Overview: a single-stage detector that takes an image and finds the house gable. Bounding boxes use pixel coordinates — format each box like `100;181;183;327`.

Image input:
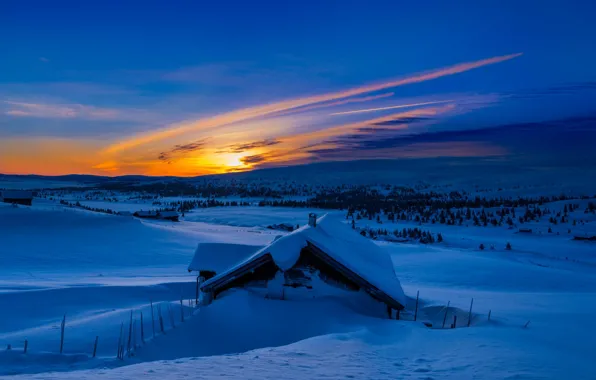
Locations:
201;242;405;310
198;215;407;311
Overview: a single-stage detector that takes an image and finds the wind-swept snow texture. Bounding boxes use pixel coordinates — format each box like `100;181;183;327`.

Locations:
1;200;596;379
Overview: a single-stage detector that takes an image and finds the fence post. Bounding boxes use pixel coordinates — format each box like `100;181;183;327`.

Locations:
117;322;124;359
92;336;98;358
59;314;66;354
452;315;457;329
150;300;156;338
442;301;450;329
127;311;133;357
488;310;491;321
467;298;474;327
23;339;28;354
180;297;184;323
119;325;124;359
195;276;200;305
414;291;420;321
140;311;145;344
158;305;165;333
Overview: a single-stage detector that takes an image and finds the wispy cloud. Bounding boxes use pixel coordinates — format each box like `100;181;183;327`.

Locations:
1;99;166;129
219;139;281;153
103;53;522;154
5;110;31;117
370;116;431;126
329;99;454;116
502;81;596;100
2;100;120;120
304;141;506;161
283;105;456;145
5;53;523;176
39;57;49;63
240;154;268;164
272;92;395;116
232;106;456;170
158;139;209;162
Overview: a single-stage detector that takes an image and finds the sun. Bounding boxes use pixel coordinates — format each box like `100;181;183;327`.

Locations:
222;153;245;168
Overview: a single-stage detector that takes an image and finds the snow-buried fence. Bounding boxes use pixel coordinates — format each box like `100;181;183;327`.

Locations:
3;297;197;362
114;297;196;360
389;291;501;330
2;288;520;371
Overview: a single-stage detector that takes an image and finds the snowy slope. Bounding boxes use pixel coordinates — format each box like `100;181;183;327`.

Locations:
1;201;596;379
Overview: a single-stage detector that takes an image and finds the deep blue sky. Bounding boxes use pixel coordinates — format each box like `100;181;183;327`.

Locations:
4;1;595;85
1;0;595;175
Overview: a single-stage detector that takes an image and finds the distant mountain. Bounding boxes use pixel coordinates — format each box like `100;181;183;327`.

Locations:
0;173;170;184
2;114;595;190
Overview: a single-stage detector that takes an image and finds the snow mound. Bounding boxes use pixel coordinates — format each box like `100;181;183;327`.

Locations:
132;290;378;362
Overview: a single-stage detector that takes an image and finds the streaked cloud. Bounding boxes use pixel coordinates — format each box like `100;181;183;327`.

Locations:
304;141;507;161
5;110;30;117
273;92;395;116
2;100;120;120
370;116;431;126
225;105;456;171
220;139;281;153
0;99;168;133
502;81;596;100
103;53;522;154
329;99;454;116
240;154;268;164
2;53;530;176
158;139;209;162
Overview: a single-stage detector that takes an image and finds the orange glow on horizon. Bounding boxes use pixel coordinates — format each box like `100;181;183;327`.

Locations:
102;53;522;155
1;54;521;177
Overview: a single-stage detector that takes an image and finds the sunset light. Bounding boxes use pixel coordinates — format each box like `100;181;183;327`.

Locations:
221;153;246;168
2;2;595;379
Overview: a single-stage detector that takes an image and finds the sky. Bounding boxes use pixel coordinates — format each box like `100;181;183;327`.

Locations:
1;0;596;176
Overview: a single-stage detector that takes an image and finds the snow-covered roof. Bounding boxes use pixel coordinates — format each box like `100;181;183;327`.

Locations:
1;190;33;199
188;242;265;274
202;215;407;307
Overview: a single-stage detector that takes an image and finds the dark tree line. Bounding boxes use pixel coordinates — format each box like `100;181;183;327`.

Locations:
357;226;444;244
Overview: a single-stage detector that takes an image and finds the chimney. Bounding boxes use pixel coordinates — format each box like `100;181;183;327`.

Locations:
308;213;317;227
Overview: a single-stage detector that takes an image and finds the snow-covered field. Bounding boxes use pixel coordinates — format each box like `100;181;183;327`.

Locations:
1;195;596;379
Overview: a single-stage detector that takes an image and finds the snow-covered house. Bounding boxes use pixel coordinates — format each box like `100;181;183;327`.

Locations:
134;210;159;219
198;214;407;314
1;190;33;206
133;210;179;221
